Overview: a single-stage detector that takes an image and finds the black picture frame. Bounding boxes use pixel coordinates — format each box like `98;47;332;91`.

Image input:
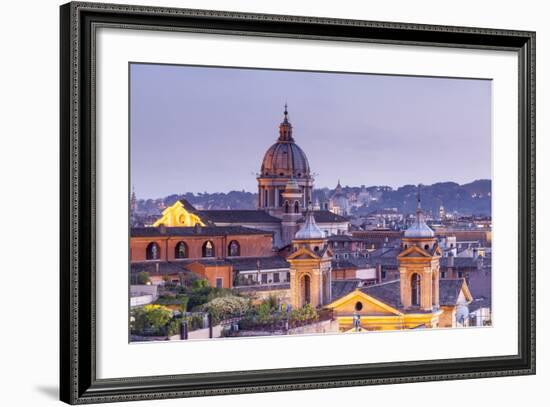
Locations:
60;1;536;404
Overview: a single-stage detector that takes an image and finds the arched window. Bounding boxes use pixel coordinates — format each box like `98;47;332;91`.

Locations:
202;241;215;258
284;201;290;213
302;275;311;305
294;201;300;213
264;189;268;207
228;240;240;257
146;242;160;260
174;241;188;259
411;273;421;306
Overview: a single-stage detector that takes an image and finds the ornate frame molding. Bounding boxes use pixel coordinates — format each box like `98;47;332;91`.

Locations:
60;2;535;404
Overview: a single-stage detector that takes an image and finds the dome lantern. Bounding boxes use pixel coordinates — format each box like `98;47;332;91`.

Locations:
404;188;435;238
278;103;293;142
295;206;325;240
259;105;311;178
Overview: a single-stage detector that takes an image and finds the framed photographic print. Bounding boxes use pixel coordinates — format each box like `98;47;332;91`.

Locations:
60;1;535;404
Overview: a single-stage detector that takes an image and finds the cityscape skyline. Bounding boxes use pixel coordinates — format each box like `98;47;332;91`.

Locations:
131;63;492;199
129;64;493;341
132;178;490;201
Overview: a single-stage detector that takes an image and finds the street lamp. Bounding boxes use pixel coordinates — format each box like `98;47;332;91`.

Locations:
353;313;361;332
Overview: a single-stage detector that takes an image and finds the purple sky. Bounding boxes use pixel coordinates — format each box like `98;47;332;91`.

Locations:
130;63;492;199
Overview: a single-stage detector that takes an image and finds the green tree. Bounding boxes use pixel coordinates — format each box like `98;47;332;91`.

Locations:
289;304;318;323
201;296;250;324
263;294;279;310
131;304;172;335
192;279;209;289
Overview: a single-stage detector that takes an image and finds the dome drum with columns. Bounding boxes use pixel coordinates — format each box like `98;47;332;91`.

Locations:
257;105;313;216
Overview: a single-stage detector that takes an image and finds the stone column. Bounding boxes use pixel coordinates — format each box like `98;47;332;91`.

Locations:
421;269;433;310
432;266;440;308
310;270;320;308
399;267;411;308
290;269;300;309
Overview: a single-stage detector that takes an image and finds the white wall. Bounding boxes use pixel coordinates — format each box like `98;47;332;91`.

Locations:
0;0;546;406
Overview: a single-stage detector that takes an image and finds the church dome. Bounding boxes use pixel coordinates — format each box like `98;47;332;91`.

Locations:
261;143;310;177
404;192;434;238
329;180;349;215
260;105;311;178
295;211;325;240
404;218;435;238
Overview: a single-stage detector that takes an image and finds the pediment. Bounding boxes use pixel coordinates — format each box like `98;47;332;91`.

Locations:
397;245;431;258
153;201;204;227
287;247;319;260
327;290;402;316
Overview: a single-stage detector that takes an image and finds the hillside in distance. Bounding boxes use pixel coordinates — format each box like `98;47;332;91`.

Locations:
136;179;491;217
348;179;491;217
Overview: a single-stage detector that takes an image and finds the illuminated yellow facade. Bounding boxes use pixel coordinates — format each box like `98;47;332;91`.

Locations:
287;245;332;309
287;210;332;309
152;200;205;227
326;289;442;331
397;243;442;310
325;194;472;332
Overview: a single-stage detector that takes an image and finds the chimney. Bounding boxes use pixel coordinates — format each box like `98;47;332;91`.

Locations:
447;254;454;268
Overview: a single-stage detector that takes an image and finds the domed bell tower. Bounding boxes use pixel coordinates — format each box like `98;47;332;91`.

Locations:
257;105;314;217
287;208;332;309
397;190;441;312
